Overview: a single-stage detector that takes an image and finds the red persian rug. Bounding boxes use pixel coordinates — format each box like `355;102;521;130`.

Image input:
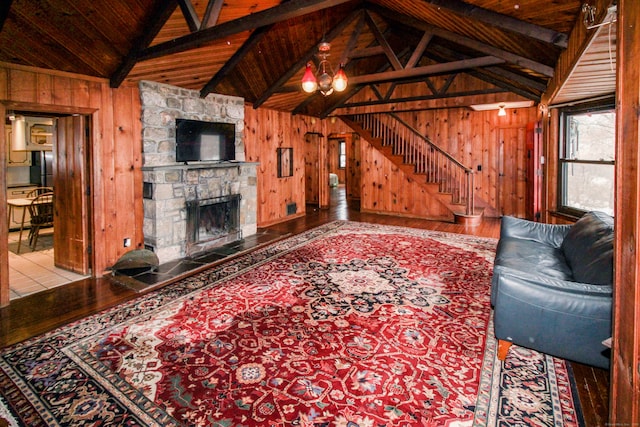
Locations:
0;221;582;426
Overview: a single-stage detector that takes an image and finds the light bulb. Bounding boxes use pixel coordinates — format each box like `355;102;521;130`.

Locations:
301;63;317;93
332;64;348;92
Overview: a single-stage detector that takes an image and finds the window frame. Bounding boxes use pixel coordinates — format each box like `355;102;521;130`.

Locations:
338;140;346;169
557;98;616;217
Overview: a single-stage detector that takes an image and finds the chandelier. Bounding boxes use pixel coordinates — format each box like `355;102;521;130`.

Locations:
301;42;348;96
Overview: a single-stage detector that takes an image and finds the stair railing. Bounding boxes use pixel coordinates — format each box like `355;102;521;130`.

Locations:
344;113;475;216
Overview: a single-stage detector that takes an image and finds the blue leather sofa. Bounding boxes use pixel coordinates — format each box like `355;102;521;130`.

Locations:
491;211;613;369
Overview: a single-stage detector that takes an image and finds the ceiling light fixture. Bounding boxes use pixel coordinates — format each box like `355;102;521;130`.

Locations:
9;114;26;151
301;42;347;96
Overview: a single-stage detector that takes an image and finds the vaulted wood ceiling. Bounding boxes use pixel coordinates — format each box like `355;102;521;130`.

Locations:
0;0;604;117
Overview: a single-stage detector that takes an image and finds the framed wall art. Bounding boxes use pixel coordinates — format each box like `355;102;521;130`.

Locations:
277;147;293;178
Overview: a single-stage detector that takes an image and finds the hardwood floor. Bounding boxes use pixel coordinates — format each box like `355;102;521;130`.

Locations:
0;186;609;425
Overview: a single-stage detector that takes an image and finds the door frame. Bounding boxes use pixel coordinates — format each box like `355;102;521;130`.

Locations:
1;101;95;306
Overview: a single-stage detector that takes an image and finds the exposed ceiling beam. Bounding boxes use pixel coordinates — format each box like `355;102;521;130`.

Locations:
200;25;273;98
406;31;433;68
252;9;363;109
177;0;201;32
349;46;385;59
201;0;224;29
426;45;543;100
430;43;548;92
368;4;555;77
0;0;12;32
364;11;403;70
419;0;568;48
348;56;505;85
343;88;507;108
318;46;412;117
109;1;179;88
139;0;355;62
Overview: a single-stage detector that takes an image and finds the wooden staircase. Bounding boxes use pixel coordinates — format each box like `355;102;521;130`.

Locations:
340;113;483;225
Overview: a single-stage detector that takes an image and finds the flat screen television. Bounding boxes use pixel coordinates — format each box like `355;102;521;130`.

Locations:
175;119;236;162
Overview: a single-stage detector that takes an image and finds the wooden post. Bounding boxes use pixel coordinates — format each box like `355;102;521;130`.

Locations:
611;0;640;423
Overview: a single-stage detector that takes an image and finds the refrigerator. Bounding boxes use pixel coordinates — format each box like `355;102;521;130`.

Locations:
30;151;54;188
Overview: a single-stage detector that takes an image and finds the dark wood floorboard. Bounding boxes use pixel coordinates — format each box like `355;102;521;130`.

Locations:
0;187;608;425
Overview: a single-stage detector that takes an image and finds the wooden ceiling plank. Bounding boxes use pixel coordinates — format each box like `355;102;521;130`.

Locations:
421;0;568;48
348;56;505;85
139;0;355;62
364;11;403;71
0;0;12;32
110;1;179;88
201;0;224;29
177;0;201;33
253;9;363;109
368;4;555;78
200;25;273;98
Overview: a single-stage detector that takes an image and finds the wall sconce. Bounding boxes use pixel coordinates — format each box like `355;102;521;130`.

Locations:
498;105;507;117
10;114;26;151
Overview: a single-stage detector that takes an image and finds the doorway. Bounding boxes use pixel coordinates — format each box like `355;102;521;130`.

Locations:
5;112;92;300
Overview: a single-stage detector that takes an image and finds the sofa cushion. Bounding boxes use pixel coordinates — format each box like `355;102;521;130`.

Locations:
560;211;614;286
494;237;574;281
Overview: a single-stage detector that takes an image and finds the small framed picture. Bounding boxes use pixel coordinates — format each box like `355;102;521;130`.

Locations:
277;148;293;178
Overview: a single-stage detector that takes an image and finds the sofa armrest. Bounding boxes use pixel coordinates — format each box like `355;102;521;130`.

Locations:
493;270;612;369
499;216;573;248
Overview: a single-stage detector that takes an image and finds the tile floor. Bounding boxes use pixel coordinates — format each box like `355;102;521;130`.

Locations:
7;227;88;300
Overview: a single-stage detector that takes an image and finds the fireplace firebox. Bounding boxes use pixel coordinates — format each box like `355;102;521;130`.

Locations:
185;194;242;256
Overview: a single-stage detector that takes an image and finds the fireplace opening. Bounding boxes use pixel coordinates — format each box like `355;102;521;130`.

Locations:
186;194;242;256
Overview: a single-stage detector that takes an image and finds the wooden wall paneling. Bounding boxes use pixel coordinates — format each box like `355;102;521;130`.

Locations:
52;76;72;105
360;139;452;221
0;105;8;307
612;0;640;421
0;63;143;285
244;106;312;227
8;69;38;103
346;133;361;206
112;86;144;256
318;133;329;209
387;107;535;218
304;133;320;205
36;73;53;104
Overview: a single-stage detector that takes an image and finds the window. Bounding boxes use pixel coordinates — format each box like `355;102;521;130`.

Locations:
338;140;346;169
559;101;615;216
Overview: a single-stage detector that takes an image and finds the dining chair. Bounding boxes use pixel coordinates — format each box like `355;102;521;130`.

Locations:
26;187;54;198
25;192;54;252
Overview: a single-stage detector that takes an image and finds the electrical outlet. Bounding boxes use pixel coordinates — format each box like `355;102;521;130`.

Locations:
124;238;131;248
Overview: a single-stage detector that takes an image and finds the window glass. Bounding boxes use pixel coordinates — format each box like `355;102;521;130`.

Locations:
559;104;615;216
338;141;346;169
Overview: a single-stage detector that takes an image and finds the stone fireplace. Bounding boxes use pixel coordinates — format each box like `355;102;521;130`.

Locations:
139;81;257;263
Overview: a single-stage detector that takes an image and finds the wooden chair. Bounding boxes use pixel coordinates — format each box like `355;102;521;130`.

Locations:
25;192;54;251
26;187;54;198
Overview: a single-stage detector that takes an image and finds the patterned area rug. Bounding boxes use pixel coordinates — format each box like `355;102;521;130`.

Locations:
0;221;581;426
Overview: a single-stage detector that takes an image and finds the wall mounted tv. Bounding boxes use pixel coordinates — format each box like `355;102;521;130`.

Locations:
175;119;236;163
